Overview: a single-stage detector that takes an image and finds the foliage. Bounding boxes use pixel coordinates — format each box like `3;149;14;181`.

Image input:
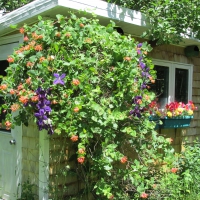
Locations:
0;0;34;12
148;141;200;200
17;179;37;200
105;0;200;45
1;0;200;45
1;12;197;199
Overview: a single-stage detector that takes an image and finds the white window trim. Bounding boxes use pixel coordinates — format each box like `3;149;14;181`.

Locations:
152;59;193;103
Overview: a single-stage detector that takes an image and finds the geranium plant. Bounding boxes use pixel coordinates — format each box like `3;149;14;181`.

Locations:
149;100;197;118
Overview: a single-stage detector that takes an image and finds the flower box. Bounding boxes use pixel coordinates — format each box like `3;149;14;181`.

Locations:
149;116;193;129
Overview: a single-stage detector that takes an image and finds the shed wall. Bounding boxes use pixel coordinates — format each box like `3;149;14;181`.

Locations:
150;44;200;149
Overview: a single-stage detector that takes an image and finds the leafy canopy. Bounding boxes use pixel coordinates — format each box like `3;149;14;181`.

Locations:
105;0;200;45
1;0;200;45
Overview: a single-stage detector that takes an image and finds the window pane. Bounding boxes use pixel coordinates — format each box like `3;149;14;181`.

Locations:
175;68;188;103
151;65;169;108
0;60;10;131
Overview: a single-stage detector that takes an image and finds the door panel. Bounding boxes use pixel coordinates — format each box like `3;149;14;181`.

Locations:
0;133;16;199
0;34;23;200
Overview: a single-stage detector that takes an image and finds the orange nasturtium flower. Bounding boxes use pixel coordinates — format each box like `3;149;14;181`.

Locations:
26;61;33;67
19;27;25;34
73;107;79;113
70;135;78;142
72;79;80;86
19;96;29;104
26;77;31;85
5;121;12;130
17;84;24;91
77;157;85;164
34;45;43;51
0;84;8;90
7;57;14;63
120;156;128;164
171;168;178;173
140;192;148;199
31;95;39;102
10;89;16;95
11;103;20;112
24;36;29;42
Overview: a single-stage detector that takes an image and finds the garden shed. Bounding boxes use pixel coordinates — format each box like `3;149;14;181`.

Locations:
0;0;200;199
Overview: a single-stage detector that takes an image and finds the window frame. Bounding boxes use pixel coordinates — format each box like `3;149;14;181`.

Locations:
152;59;193;104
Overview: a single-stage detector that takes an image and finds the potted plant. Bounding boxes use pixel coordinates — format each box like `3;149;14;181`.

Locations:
149;101;197;129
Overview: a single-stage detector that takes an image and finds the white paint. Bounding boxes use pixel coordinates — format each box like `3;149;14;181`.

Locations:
39;130;49;200
0;119;22;200
0;34;23;200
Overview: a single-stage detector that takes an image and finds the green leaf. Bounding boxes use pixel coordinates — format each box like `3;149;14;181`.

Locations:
10;24;18;29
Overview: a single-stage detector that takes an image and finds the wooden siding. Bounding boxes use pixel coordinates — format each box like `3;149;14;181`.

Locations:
150;44;200;149
49;134;81;199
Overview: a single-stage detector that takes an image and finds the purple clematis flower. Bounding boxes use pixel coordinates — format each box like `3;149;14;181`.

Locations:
137;43;143;48
34;87;54;134
132;96;142;104
137;49;141;54
130;106;143;118
53;73;66;85
139;62;146;69
141;83;147;89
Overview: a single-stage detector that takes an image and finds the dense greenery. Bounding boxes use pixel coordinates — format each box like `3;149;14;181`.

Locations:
106;0;200;44
1;0;200;45
0;0;34;12
1;12;199;199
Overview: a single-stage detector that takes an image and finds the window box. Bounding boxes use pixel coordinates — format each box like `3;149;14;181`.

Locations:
150;116;193;129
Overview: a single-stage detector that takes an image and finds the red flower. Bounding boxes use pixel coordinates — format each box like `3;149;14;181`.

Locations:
123;56;131;61
24;36;29;42
73;107;79;113
5;121;12;130
31;95;39;102
77;157;85;164
120;156;127;164
0;84;8;90
70;135;78;142
80;23;84;28
19;27;25;34
10;89;16;95
55;32;61;37
34;45;43;51
26;77;31;85
19;96;29;104
26;61;33;67
78;148;85;154
72;79;80;86
166;138;173;144
140;192;148;199
7;57;14;63
171;168;178;173
65;32;71;38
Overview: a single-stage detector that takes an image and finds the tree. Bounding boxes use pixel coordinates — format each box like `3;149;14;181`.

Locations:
1;0;200;45
106;0;200;44
0;0;34;12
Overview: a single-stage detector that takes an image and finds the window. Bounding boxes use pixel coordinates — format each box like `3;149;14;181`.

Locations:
151;60;193;108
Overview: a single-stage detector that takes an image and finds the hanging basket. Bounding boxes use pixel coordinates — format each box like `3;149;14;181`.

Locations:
149;116;193;129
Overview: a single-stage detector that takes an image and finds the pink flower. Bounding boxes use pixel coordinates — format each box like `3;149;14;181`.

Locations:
171;168;178;173
140;192;148;199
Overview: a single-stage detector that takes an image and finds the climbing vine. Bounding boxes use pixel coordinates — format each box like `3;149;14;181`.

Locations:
0;13;184;199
